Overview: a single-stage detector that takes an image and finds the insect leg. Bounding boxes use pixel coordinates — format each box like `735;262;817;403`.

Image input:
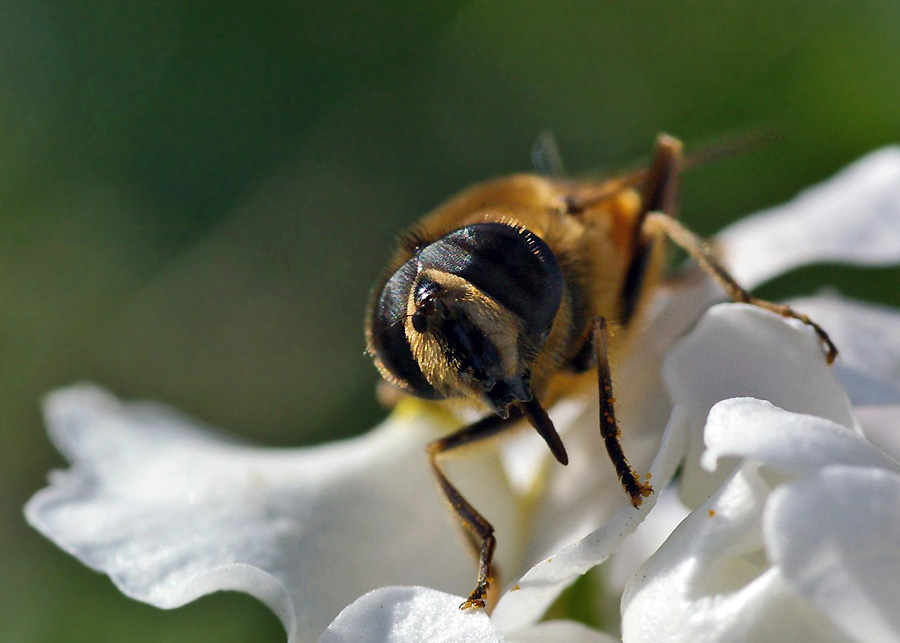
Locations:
647;211;838;363
639;133;684;222
426;412;521;610
620;134;684;325
591;316;654;507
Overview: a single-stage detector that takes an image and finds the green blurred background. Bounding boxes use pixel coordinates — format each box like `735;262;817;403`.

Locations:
3;1;899;641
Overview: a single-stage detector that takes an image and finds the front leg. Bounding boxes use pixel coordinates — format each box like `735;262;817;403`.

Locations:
593;316;654;507
426;412;520;610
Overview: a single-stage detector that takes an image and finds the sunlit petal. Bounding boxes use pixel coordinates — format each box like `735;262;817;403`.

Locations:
621;465;853;643
718;147;900;289
787;294;900;406
855;405;900;461
320;586;618;643
622;400;897;643
701;398;900;477
25;385;522;642
319;587;504;643
765;465;900;643
506;620;618;643
663;303;856;507
607;484;690;594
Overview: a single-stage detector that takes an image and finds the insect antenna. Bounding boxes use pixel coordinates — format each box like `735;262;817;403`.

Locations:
571;129;777;211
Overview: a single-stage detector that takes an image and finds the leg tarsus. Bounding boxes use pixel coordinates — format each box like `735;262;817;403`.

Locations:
748;298;838;364
458;532;496;610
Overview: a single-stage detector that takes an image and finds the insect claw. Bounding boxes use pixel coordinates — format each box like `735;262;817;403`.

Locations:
629;480;654;508
459;580;490;611
459;597;486;611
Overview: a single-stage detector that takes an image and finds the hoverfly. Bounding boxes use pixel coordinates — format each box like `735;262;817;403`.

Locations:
365;134;836;610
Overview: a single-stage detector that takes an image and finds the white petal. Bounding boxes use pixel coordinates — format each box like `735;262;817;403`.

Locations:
787;294;900;406
701;398;900;477
491;402;689;633
320;589;618;643
507;620;618;643
25;385;523;642
607;484;690;593
856;405;900;461
717;147;900;289
623;401;900;643
621;465;852;643
319;587;504;643
663;303;857;506
666;304;856;428
765;466;900;643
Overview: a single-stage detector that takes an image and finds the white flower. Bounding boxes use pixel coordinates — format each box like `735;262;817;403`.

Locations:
620;287;900;643
622;396;900;643
25;148;900;642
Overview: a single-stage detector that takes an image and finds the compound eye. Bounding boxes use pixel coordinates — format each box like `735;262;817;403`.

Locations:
411;310;428;333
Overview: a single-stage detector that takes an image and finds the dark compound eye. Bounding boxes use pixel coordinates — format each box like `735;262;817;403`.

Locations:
369;259;440;399
411;310;428;333
416;223;563;348
367;223;561;403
